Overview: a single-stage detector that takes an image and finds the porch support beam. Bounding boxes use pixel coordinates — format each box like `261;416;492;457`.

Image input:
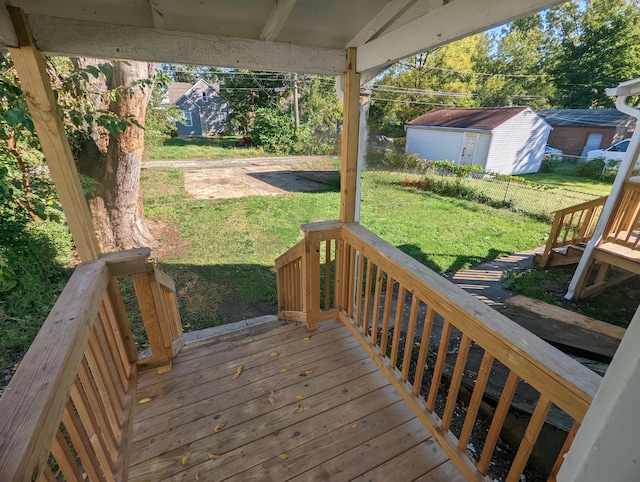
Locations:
7;7;101;262
260;0;297;42
340;47;360;223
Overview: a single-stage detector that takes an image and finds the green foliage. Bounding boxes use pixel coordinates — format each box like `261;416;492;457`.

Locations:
367;150;424;170
144;72;181;151
575;158;606;179
539;158;559;173
252;107;297;155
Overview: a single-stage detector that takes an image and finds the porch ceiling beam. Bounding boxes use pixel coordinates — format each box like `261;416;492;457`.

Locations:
24;14;344;75
346;0;416;48
149;0;166;30
7;7;101;261
260;0;297;42
357;0;561;76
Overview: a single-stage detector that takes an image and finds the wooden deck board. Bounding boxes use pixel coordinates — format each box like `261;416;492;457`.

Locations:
128;319;459;481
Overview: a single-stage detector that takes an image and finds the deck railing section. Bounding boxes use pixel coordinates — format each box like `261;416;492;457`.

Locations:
604;181;640;251
277;222;602;482
0;248;182;481
537;196;607;267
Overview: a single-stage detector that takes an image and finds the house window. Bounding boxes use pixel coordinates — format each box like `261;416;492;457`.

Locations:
201;91;209;102
182;111;193;127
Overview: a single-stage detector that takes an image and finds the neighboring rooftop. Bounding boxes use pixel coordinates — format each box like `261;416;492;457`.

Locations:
167;79;221;104
538;109;636;127
406;106;530;130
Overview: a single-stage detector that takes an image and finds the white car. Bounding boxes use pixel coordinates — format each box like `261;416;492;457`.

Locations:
586;139;631;165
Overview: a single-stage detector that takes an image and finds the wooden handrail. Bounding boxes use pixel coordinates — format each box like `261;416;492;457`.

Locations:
277;221;602;481
538;196;607;267
0;249;182;481
604;181;640;250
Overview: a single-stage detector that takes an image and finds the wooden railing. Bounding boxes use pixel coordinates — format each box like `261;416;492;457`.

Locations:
0;248;182;481
604;180;640;250
537;196;607;267
277;222;602;482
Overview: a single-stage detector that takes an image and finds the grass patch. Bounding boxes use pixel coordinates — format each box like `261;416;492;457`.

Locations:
503;266;638;328
145;136;271;161
141;167;550;330
521;162;613;196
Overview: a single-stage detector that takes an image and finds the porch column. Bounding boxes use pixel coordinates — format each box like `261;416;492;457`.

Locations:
340;47;361;223
8;7;101;261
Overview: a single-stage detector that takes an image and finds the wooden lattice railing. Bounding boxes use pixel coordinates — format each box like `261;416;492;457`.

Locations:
537;196;607;267
277;222;602;481
604;180;640;250
0;248;182;481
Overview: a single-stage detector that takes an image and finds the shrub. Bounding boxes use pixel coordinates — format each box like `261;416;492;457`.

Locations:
252;107;296;155
540;157;558;173
575;158;605;179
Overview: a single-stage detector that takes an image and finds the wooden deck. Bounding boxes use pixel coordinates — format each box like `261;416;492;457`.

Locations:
128;318;463;481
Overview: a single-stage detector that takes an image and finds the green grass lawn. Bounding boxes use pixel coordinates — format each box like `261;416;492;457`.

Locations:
521;162;613;196
141;167;550;331
145;136;270;161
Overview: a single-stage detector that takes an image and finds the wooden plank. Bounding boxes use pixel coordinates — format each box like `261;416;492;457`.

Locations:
106;278;137;365
413;307;435;397
61;400;106;482
347;246;357;317
389;285;406;368
274;239;304;269
441;334;471;432
340;47;361;223
458;352;494;451
401;294;420;382
278;310;306;322
129;361;387;479
362;260;374;336
378;275;395;356
426;320;452;413
370;265;384;346
101;248;151;277
354;253;366;326
324;240;332;310
51;428;84;482
96;303;129;394
113;366;137;481
414;460;467;482
0;261;109;481
8;7;100;262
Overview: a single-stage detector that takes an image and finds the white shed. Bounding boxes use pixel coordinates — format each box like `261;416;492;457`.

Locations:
405;107;552;175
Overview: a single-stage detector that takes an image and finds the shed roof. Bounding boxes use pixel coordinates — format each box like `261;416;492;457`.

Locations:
407;106;530;130
0;0;560;79
537;109;636;127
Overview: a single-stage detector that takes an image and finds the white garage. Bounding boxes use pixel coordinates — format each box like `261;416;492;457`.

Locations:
405;106;551;175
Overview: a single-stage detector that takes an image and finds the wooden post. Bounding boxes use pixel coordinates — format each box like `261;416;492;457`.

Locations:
340;47;360;223
8;7;101;261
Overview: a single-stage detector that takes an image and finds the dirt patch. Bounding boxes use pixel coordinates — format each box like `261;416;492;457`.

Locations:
148;218;191;260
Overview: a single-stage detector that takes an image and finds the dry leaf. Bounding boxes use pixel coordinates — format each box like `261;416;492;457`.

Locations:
299;370;313;377
214;422;227;433
352;423;358;429
82;473;88;480
138;397;152;404
232;365;244;380
195;474;200;480
280;368;288;373
296;404;304;413
181;451;192;464
208;453;221;460
279;454;289;460
303;336;311;341
270;352;279;357
268;390;275;405
295;395;304;400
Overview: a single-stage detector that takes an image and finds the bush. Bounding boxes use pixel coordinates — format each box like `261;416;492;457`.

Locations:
252;107;296;155
575;158;605;179
540;157;558;173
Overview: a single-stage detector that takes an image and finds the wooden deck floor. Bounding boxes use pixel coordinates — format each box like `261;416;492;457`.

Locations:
128;318;463;481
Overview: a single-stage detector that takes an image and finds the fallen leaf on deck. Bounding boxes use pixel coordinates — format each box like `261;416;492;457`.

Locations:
352;423;358;429
279;454;289;459
181;451;192;464
295;395;304;400
214;423;226;433
208;453;221;460
195;474;200;480
82;473;88;480
232;365;244;380
303;336;311;341
296;404;304;413
268;390;275;405
280;368;288;373
270;352;279;357
138;398;152;404
299;370;313;377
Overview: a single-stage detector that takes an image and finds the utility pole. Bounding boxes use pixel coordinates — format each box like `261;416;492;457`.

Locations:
293;73;300;131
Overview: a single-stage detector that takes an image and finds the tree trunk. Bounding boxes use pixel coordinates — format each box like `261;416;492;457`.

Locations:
76;59;158;250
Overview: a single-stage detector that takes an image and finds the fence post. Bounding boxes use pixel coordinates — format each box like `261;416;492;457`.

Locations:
503;178;512;203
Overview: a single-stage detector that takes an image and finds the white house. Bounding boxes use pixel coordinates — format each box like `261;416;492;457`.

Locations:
405;106;552;175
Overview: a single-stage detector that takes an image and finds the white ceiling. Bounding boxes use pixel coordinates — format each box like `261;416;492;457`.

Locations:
0;0;562;79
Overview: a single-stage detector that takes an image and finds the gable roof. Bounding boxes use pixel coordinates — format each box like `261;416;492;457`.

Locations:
537;109;636;127
167;79;222;104
407;107;530;130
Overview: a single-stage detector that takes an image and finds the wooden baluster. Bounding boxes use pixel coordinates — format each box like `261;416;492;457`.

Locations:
370;266;384;346
413;306;435;397
426;319;452;412
70;378;115;479
62;401;105;482
39;465;57;482
132;272;171;367
361;260;374;336
347;246;357;317
335;239;344;309
106;278;138;365
378;276;395;356
561;212;576;243
478;370;520;475
100;295;131;384
51;427;85;482
441;334;472;431
354;254;365;326
340;242;351;311
547;421;580;482
324;240;331;310
389;286;406;368
458;351;495;451
276;266;285;312
76;360;119;464
94;311;127;404
506;395;552;482
400;295;420;382
86;329;125;424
